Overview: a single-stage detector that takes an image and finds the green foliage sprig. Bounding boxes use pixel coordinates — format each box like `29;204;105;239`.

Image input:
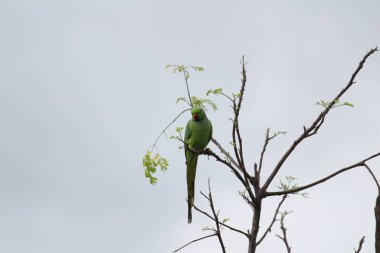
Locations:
316;99;354;109
143;151;169;185
143;64;219;185
277;176;309;198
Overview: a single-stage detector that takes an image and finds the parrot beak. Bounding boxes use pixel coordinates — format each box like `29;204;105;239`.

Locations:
193;113;199;121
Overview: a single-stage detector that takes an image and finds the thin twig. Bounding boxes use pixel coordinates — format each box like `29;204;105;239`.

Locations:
256;195;287;245
240;190;255;209
193;204;249;238
186;145;247;188
276;212;292;253
264;152;380;197
210;138;257;205
232;102;243;169
364;163;380;194
150;109;191;151
261;47;378;192
354;236;365;253
231;57;247;170
211;138;241;171
183;71;193;107
235;56;247;170
202;180;227;253
258;128;270;175
173;233;217;253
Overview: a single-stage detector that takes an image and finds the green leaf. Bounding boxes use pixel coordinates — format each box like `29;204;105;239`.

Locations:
343;102;354;107
316;99;355;109
191;96;218;112
142;150;169;185
222;218;230;224
176;97;188;104
206;88;223;96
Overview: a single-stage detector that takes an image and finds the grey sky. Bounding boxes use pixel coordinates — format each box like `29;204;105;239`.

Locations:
0;1;380;252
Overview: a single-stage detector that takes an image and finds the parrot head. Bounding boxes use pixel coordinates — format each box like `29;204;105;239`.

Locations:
191;106;206;121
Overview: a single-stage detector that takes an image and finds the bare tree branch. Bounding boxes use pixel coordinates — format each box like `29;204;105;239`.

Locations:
211;137;241;171
240;190;255;209
150;109;191;151
256;195;287;246
261;47;378;192
187;145;257;206
375;195;380;253
276;211;292;253
264;152;380;197
258;129;286;175
364;163;380;194
201;180;227;253
365;164;380;253
183;70;193;108
258;128;270;175
232;56;248;170
231;62;257;202
193;204;249;238
354;236;365;253
187;145;248;188
173;234;217;253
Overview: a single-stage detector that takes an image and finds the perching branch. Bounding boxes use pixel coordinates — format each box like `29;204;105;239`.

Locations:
263;152;380;197
211;137;241;171
186;145;247;188
186;145;257;206
256;195;287;246
261;47;378;193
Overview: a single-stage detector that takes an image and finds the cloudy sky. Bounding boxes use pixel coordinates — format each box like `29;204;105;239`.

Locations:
1;1;380;252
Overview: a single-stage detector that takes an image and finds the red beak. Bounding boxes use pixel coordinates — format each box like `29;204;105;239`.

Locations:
194;113;199;121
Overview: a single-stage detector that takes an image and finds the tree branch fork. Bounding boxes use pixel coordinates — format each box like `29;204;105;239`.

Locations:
175;47;379;253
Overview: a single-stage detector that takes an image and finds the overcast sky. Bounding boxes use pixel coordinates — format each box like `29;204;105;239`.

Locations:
1;1;380;253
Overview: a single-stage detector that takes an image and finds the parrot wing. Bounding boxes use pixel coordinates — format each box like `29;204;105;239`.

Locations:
208;122;213;143
184;121;192;144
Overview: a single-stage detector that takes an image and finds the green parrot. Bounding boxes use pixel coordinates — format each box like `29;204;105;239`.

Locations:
184;106;213;223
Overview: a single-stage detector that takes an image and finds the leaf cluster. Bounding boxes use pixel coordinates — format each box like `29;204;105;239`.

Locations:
165;64;204;81
316;99;354;109
176;95;218;111
170;127;185;149
143;151;169;185
206;88;240;103
277;176;309;198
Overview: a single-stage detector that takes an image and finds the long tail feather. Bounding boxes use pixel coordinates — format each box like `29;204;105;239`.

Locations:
186;151;198;224
188;199;192;223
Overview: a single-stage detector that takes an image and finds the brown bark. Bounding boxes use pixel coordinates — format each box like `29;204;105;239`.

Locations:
248;201;261;253
375;195;380;253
